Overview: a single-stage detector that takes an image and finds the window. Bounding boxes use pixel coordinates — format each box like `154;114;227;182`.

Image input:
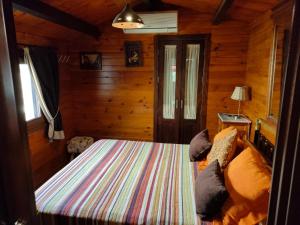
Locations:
19;63;41;121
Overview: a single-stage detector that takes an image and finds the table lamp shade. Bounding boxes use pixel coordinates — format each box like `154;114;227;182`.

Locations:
231;86;249;101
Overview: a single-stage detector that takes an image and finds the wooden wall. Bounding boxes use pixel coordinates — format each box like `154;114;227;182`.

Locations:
69;8;249;140
71;34;154;141
242;11;276;142
15;31;74;188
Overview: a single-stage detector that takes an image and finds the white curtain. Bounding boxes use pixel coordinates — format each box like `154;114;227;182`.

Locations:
24;47;65;140
163;45;177;119
184;44;200;119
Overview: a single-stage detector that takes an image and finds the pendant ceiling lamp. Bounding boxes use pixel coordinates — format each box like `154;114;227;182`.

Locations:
112;4;144;29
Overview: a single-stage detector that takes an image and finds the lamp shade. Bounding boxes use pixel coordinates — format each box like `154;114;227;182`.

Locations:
112;4;144;29
231;86;249;101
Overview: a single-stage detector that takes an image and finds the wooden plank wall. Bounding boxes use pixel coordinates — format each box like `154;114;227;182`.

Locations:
242;11;277;142
70;34;154;141
69;8;249;140
15;32;74;188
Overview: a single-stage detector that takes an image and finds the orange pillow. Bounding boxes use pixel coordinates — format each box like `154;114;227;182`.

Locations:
236;137;246;150
221;147;271;225
197;159;208;171
214;126;236;142
234;137;246;158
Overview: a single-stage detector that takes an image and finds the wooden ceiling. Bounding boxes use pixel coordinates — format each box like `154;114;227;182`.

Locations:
162;0;221;13
37;0;141;26
13;0;280;43
229;0;279;23
14;10;92;44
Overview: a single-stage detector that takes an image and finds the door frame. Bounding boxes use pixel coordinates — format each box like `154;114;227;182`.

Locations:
267;0;300;224
0;0;37;224
153;34;211;142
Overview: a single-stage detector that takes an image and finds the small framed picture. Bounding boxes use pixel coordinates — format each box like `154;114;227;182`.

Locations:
124;41;143;67
80;52;102;70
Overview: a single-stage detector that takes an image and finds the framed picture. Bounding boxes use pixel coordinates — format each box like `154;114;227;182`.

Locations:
124;41;143;67
80;52;102;70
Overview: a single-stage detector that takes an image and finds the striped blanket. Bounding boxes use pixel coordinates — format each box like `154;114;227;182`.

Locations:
35;139;204;225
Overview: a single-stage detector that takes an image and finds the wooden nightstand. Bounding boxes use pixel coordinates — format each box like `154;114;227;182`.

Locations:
217;113;252;140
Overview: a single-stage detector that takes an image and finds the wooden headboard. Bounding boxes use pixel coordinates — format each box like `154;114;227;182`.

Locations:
252;119;276;165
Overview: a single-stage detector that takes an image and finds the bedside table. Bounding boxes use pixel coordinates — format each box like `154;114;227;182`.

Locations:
217;113;252;140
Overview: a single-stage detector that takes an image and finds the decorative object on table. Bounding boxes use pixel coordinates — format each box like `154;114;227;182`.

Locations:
231;86;249;118
217;112;252;140
67;136;94;160
124;41;143;67
112;3;144;29
80;52;102;70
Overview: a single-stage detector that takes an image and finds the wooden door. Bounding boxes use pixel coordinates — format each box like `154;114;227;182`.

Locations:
0;0;37;224
155;39;182;143
180;39;208;144
154;35;209;144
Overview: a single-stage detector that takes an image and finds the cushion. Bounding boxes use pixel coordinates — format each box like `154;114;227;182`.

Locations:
221;147;271;225
195;160;229;220
207;128;238;169
197;159;209;171
214;126;235;142
189;129;212;161
235;137;246;155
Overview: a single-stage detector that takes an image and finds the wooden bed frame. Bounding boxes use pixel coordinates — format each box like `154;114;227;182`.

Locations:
253;129;275;165
252;119;276;165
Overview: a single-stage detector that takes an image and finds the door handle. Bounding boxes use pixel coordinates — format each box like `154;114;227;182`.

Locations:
175;99;178;109
180;100;184;109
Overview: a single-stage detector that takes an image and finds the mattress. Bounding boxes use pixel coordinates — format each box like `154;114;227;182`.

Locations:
35;139;203;225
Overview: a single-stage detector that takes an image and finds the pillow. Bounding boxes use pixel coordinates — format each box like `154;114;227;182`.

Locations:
195;160;229;220
207;128;238;169
235;137;246;156
214;126;236;142
221;147;271;225
189;129;212;161
197;159;209;171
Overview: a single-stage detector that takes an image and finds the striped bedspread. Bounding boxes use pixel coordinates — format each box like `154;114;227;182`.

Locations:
35;139;204;225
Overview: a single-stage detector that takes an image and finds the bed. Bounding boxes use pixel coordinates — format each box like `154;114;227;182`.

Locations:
35;139;205;225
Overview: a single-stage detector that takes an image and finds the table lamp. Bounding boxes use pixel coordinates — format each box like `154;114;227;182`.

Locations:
231;86;249;118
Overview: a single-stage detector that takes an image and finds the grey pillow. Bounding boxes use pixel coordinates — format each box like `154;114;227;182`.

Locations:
195;160;228;220
189;129;212;161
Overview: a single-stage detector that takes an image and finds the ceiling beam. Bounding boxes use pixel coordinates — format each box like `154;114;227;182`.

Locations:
12;0;100;38
212;0;234;25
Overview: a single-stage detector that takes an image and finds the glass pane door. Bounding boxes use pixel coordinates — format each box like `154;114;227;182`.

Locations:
163;45;177;119
184;44;200;119
156;36;207;144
